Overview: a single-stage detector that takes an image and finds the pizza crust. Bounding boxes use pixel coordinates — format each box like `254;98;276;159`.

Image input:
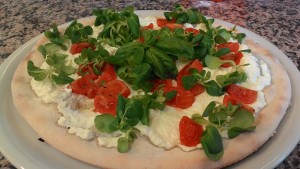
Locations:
11;17;291;169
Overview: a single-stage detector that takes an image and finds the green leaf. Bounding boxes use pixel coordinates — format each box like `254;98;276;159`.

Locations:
145;47;178;79
27;60;51;81
116;95;126;119
227;109;255;138
201;125;224;161
51;74;74;85
127;13;140;39
214;48;230;57
117;137;130;153
182;75;198;90
204;55;224;69
165;90;177;101
154;37;194;59
202;101;216;117
216;71;247;88
94;114;117;133
191;114;210;126
233;33;246;43
203;80;224;96
44;24;67;50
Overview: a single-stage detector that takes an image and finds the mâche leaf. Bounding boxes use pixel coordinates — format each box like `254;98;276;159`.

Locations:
201;125;224;161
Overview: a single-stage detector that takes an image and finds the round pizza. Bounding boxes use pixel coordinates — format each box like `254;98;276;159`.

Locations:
11;5;291;169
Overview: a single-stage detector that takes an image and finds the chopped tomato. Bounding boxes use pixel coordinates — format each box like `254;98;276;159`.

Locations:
94;94;118;115
226;84;258;104
176;59;205;96
164;23;183;31
179;116;203;147
98;80;131;98
70;42;95;54
185;28;200;35
96;63;116;84
151;79;173;91
70;75;98;97
164;86;195;109
138;37;145;43
77;64;100;77
223;95;255;113
94;80;130;115
217;42;240;53
143;23;154;30
220;52;243;68
156;18;176;27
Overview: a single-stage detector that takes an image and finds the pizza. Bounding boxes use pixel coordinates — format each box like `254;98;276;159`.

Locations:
11;5;291;169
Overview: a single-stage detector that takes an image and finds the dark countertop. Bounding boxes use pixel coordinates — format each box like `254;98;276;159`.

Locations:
0;0;299;168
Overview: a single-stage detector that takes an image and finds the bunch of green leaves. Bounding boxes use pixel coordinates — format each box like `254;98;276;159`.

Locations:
44;24;67;50
164;4;202;24
93;6;140;47
94;90;169;152
74;47;110;75
64;20;96;44
27;43;76;85
190;16;247;63
182;68;247;96
104;28;194;91
192;101;256;160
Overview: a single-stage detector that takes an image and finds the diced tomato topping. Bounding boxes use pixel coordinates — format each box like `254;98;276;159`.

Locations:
151;79;173;91
176;59;205;96
77;64;100;77
164;23;183;31
220;52;243;68
70;42;95;54
185;28;200;35
94;80;131;115
217;42;240;53
96;63;117;84
138;37;145;43
70;75;98;97
223;95;255;113
226;84;258;104
143;23;154;30
94;94;118;115
179;116;203;147
97;80;131;98
156;18;176;27
164;86;195;109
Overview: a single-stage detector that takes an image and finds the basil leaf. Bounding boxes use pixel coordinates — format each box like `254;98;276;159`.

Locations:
145;47;178;79
201;125;224;161
127;13;140;39
154;37;194;59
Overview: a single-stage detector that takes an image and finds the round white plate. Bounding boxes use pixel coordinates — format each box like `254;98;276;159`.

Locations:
1;10;300;169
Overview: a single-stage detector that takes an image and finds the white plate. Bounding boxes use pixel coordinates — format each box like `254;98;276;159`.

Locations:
1;10;300;169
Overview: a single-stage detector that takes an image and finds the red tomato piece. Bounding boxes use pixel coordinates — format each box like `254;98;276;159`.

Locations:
217;42;240;53
226;84;258;104
143;23;154;30
96;63;117;84
164;23;183;31
185;28;200;35
220;52;243;68
77;64;99;78
164;86;195;109
70;75;97;96
98;80;131;98
156;18;176;27
223;95;255;113
151;79;173;91
189;84;205;96
179;116;203;147
70;42;95;54
94;94;118;115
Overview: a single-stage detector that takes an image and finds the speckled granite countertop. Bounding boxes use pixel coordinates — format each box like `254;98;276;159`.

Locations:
0;0;299;168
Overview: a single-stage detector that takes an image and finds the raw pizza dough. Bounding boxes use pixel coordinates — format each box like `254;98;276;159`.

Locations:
11;16;291;169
